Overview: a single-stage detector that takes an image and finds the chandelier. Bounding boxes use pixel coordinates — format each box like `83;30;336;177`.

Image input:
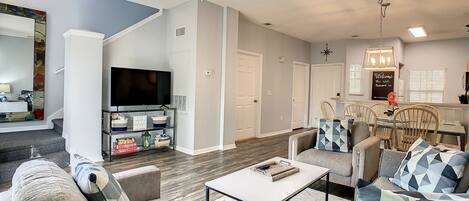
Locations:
363;0;396;70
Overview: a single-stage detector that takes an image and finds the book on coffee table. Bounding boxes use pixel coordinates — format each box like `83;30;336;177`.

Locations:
252;160;299;182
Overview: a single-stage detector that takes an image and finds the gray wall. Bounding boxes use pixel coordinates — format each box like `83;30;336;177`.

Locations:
0;35;34;100
0;0;157;130
310;40;347;64
103;14;169;110
238;16;311;134
403;37;469;103
194;1;223;150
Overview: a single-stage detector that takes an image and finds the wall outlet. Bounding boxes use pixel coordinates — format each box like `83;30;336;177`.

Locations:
267;90;273;96
280;115;284;121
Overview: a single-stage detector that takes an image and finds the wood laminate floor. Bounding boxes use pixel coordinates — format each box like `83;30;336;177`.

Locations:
103;129;354;201
0;129;354;200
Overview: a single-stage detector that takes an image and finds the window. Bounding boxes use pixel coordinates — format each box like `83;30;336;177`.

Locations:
349;64;362;95
408;70;445;103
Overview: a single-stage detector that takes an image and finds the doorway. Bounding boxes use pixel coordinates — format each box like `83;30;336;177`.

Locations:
291;61;310;129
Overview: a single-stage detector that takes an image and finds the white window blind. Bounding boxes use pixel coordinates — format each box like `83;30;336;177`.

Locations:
349;64;362;95
408;70;445;103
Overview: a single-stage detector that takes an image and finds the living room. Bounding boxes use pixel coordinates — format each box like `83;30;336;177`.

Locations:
1;0;469;200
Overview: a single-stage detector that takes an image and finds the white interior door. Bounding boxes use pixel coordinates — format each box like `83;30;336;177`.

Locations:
235;50;261;141
291;62;310;129
310;63;344;127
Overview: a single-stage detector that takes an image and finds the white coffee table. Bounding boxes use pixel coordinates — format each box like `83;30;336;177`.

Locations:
205;157;330;201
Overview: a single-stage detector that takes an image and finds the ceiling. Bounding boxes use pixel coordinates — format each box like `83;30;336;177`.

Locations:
0;13;34;38
208;0;469;43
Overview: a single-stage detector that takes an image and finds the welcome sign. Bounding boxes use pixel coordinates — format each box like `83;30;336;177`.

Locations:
371;71;394;100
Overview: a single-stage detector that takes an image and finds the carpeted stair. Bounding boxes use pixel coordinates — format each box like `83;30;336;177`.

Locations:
0;119;69;183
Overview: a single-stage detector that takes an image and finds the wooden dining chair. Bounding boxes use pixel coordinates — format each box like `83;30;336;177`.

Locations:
410;104;443;146
321;101;335;119
393;107;439;151
371;103;393;149
344;104;377;136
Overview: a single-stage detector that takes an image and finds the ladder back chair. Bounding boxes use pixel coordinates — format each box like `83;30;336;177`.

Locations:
393;107;439;151
344;104;377;136
371;103;393;149
321;101;335;119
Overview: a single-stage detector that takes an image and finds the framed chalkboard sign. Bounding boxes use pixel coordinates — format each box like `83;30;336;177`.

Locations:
371;71;394;100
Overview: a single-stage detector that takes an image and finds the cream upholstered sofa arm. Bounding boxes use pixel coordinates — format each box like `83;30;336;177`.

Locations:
288;130;317;161
351;136;381;187
113;165;161;201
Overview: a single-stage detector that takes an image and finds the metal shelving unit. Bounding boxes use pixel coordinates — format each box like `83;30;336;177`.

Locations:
102;108;177;161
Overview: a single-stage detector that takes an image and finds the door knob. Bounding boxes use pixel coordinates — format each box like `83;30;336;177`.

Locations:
254;100;258;103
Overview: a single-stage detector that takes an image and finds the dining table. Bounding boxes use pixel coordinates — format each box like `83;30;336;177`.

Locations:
374;116;467;151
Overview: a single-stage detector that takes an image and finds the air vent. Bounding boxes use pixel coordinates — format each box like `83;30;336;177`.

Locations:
176;27;186;36
172;95;186;112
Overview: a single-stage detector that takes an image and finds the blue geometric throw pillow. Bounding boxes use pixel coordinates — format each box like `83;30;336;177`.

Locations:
315;118;354;153
72;154;130;201
390;138;469;193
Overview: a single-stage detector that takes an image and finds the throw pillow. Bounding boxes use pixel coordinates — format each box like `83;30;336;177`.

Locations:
316;118;353;153
356;179;469;201
11;159;87;201
72;154;130;201
390;138;469;193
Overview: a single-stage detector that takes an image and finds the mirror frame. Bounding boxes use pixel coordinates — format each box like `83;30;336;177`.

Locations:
0;3;46;122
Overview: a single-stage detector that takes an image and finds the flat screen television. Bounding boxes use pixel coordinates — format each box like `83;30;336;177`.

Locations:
111;67;171;106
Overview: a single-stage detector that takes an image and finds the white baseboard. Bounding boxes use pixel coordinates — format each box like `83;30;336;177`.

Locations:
194;146;220;155
259;129;293;138
47;108;64;129
176;144;231;156
219;143;236;151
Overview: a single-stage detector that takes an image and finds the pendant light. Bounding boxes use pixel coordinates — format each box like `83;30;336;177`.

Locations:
363;0;397;70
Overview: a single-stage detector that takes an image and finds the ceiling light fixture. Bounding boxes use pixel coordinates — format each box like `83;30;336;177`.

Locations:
408;27;427;38
363;0;397;71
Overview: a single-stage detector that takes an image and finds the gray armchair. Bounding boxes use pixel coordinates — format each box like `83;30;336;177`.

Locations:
288;122;381;187
373;149;469;193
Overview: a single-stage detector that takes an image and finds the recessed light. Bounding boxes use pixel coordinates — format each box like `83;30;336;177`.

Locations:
351;35;360;38
263;22;272;26
408;27;427;38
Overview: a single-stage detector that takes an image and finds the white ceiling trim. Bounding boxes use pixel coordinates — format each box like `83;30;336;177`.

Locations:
127;0;191;9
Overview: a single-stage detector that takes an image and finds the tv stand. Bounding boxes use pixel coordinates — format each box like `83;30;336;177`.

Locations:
101;107;177;161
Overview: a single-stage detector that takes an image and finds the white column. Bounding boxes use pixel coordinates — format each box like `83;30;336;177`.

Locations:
63;29;105;162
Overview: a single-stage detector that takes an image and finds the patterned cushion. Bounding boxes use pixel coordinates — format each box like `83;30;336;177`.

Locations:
357;179;469;201
72;154;130;201
315;119;353;153
390;138;469;193
11;159;87;201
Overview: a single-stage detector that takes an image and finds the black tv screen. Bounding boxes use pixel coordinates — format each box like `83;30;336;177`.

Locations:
111;67;171;106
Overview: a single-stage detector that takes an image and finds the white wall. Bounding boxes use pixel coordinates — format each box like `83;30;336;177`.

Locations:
165;0;198;152
0;35;34;100
102;13;169;109
219;7;239;148
238;16;311;134
403;37;469;103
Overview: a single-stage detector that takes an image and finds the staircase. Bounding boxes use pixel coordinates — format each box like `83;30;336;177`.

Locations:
0;119;69;183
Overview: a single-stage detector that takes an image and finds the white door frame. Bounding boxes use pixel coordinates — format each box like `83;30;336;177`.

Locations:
291;61;311;129
237;49;263;139
309;63;345;127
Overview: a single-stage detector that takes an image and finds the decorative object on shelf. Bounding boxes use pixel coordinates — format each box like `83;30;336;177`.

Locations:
155;134;171;148
130;115;147;131
0;83;11;102
152;116;168;128
113;138;138;154
320;43;333;63
385;91;398;117
363;0;396;70
141;131;152;150
111;113;128;131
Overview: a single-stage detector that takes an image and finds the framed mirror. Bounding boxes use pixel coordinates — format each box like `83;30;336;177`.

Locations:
0;3;46;122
